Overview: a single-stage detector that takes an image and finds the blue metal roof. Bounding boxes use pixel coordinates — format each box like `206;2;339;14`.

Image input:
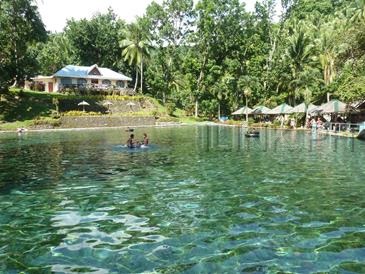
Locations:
54;65;132;81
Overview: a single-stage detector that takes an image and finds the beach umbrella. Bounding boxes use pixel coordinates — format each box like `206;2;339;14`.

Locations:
251;106;271;115
78;100;89;112
126;102;136;107
126;101;136;111
232;106;253;115
103;100;113;112
288;102;318;114
267;103;293;115
310;99;347;114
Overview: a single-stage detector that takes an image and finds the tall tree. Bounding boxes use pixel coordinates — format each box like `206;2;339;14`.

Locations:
193;0;250;117
0;0;46;87
284;22;314;105
35;33;77;75
120;19;152;93
65;9;126;70
144;0;195;103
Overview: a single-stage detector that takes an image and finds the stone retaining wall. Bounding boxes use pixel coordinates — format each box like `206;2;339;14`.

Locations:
60;116;156;128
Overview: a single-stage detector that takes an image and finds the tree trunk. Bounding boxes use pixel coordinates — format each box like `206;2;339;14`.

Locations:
11;3;19;87
245;97;249;125
140;57;143;94
133;66;138;92
195;99;198;118
218;104;220;120
196;54;207;118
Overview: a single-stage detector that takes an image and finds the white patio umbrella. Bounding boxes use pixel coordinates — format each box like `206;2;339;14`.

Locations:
126;102;136;107
126;101;136;111
78;100;89;112
232;106;253;115
103;100;113;112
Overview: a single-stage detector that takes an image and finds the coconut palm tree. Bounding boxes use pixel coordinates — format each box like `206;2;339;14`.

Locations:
120;22;152;93
285;27;314;105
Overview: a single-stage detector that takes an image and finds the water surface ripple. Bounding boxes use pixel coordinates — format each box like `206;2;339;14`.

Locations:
1;126;365;273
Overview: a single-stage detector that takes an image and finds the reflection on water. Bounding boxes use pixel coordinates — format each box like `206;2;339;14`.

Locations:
1;126;365;273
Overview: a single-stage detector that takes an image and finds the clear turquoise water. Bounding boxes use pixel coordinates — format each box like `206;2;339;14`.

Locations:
1;126;365;273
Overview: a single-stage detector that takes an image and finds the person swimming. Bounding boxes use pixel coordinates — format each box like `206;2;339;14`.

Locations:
142;133;149;146
126;134;139;148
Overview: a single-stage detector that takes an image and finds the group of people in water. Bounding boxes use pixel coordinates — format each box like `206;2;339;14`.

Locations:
126;132;149;148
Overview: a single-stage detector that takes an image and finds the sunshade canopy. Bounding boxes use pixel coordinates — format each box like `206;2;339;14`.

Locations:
251;106;271;115
288;102;317;113
232;106;253;115
268;103;293;115
310;99;347;114
78;100;89;106
103;101;113;106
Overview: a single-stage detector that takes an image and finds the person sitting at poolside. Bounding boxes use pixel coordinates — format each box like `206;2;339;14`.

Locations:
310;118;317;129
317;117;323;129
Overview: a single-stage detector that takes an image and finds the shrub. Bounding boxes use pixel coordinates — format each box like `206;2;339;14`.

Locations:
248;117;255;125
151;110;159;118
272;120;281;128
31;117;61;127
189;116;205;122
63;110;102;116
165;102;176;116
225;120;242;125
50;110;60;119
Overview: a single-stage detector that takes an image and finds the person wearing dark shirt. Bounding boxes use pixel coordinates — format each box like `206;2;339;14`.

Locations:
126;134;136;148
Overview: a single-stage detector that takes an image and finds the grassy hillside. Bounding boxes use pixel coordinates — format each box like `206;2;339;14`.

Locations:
0;89;200;130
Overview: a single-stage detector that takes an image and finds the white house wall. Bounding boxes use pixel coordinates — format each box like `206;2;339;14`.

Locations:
39;77;129;92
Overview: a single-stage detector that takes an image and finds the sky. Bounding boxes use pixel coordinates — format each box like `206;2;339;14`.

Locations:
37;0;262;33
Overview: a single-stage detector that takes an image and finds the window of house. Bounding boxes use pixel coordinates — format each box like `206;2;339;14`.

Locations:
102;79;111;86
116;80;124;88
60;78;72;89
77;78;87;86
60;78;72;85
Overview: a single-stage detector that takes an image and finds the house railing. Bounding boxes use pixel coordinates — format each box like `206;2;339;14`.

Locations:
321;122;361;133
59;84;135;96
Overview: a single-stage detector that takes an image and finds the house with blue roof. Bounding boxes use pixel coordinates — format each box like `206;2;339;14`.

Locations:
31;64;132;93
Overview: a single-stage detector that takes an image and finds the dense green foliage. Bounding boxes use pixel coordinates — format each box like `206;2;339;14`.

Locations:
1;0;365;118
0;0;46;88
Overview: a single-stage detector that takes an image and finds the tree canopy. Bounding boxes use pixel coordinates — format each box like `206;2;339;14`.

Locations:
1;0;365;117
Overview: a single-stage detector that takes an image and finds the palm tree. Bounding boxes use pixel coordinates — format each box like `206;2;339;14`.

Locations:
120;22;152;93
285;27;313;105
